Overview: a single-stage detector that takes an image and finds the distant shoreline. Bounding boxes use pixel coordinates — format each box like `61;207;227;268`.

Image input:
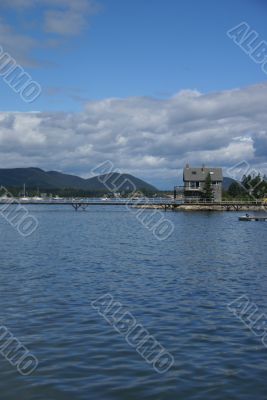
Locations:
133;204;266;212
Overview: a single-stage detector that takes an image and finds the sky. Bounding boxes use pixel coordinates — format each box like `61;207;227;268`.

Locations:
0;0;266;189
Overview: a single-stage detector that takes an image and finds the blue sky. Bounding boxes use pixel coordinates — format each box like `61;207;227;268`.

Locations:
1;0;267;111
0;0;267;188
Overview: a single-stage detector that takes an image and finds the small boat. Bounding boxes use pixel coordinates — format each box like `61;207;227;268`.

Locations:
20;184;31;201
32;196;43;201
19;196;31;202
0;195;10;201
32;188;43;201
101;197;109;201
239;214;267;221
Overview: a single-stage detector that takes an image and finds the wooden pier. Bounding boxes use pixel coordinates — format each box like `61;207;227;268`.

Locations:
0;198;266;212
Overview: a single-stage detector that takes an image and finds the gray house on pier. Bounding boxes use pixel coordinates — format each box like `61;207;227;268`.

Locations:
183;164;223;201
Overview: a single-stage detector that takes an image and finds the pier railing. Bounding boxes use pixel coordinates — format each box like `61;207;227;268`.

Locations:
0;198;265;210
183;199;264;205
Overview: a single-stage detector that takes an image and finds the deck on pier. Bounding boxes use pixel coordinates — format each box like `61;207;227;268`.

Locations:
0;198;266;211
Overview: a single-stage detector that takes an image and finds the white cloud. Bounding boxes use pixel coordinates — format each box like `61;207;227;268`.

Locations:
44;10;87;36
43;0;97;36
0;0;98;66
0;19;39;67
0;82;266;188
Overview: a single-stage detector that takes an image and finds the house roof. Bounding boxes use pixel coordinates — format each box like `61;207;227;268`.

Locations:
183;167;223;182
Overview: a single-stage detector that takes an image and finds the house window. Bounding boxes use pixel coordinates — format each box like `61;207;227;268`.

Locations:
189;181;200;189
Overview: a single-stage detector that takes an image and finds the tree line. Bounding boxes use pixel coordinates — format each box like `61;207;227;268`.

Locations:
226;174;267;199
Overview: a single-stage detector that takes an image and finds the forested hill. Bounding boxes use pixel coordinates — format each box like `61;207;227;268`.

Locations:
0;167;158;193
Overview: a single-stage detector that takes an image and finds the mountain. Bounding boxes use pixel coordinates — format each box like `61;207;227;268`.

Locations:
222;177;237;190
85;173;157;192
0;168;158;192
0;167;241;193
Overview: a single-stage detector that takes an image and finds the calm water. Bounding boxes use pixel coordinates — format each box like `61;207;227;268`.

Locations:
0;206;267;400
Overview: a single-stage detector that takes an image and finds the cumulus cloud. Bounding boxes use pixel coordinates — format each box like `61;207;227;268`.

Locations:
0;83;266;188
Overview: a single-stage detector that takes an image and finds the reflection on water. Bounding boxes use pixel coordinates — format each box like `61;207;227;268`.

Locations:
0;206;266;400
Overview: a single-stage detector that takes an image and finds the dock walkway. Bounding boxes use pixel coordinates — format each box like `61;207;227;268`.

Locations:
0;198;266;212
